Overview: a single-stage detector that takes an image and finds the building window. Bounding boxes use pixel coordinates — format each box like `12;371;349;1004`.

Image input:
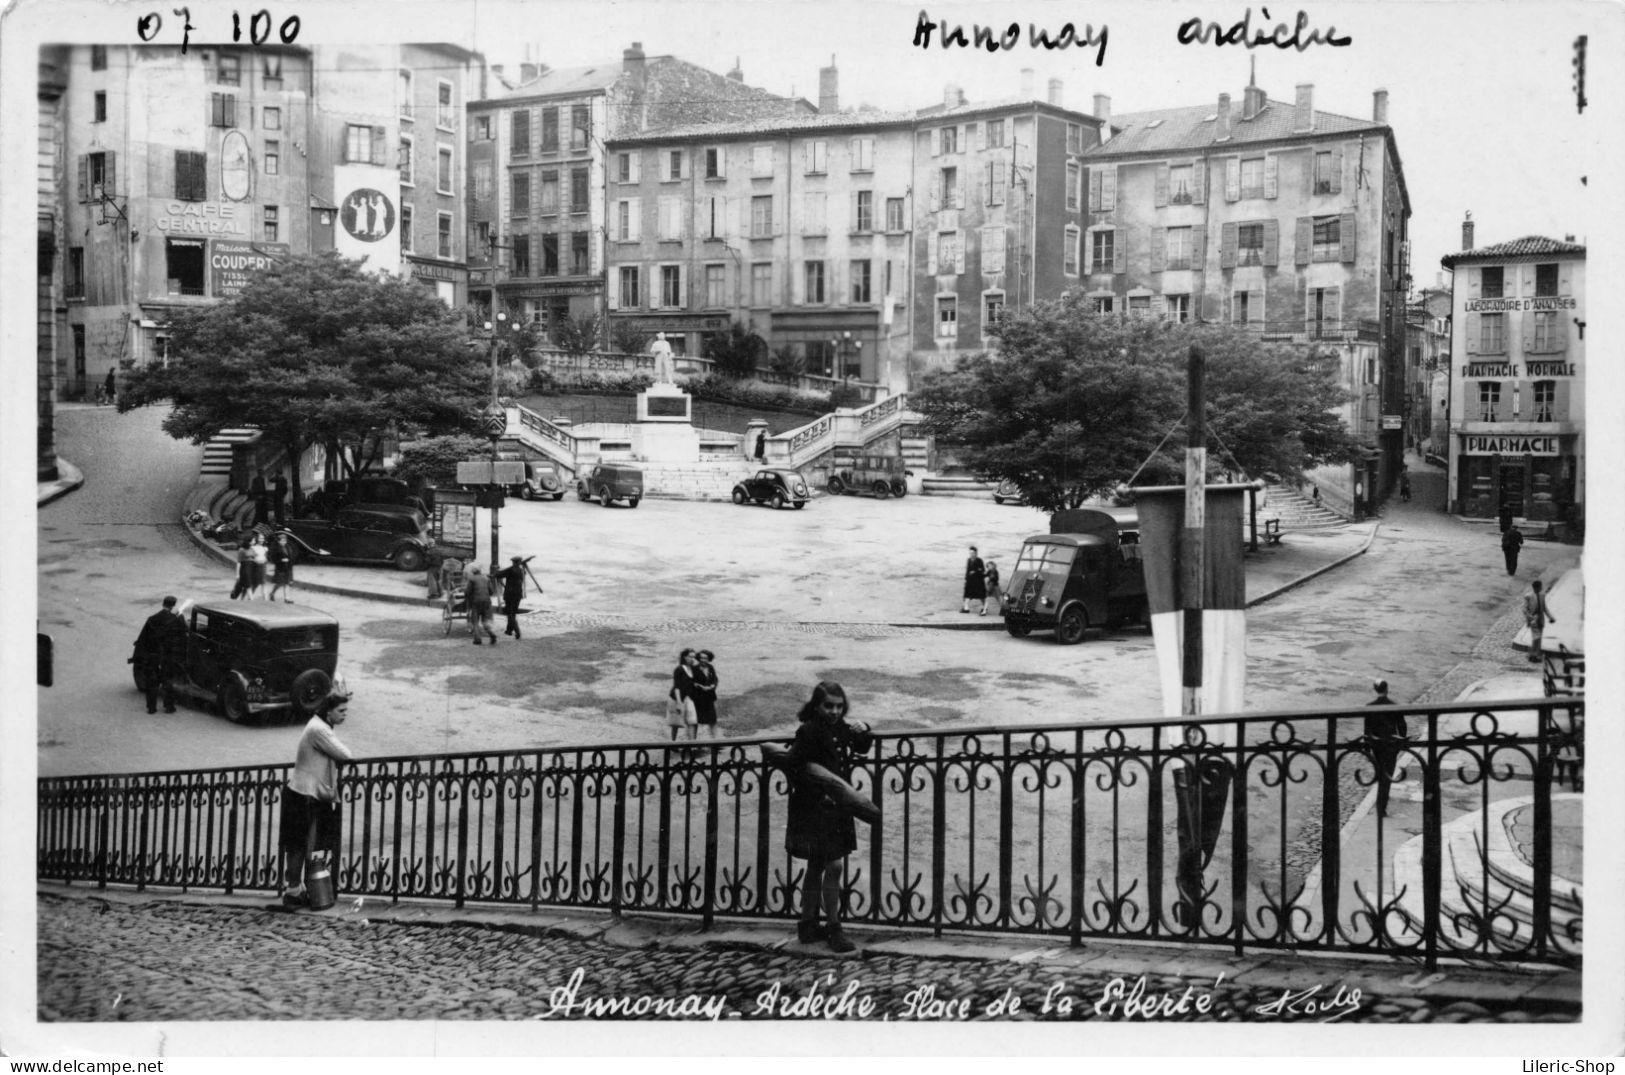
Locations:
66;247;84;298
658;198;684;240
804;192;826;235
541;233;559;275
508;110;532;156
1166;226;1192;270
804;261;826;304
1311;217;1340;262
174;149;207;201
475;115;491;140
570;168;589;212
437;212;452;258
703;147;724;179
400;206;413;253
805;140;827;174
751;195;773;237
507;234;529;276
1307;287;1338;335
85;151;109;199
886;197;906;232
940;167;958;209
1313;151;1337;194
1533;380;1556;423
1239;157;1265;199
1165;294;1191;322
1169;164;1193;204
850;259;872;303
751;262;772;306
1065;123;1082;154
1535;263;1559;296
752;145;773;176
539;171;559;214
1066;162;1081;212
616;200;637;241
981;226;1006;273
1478;381;1502;422
940;126;958;154
1089;230;1114;273
1237;223;1265;266
1062;227;1080;275
619;266;641;308
936;295;958;336
263;106;281;131
344;124;376;163
261;55;283;89
987;120;1005;149
938;232;960;274
165;239;206;295
211;93;237;128
571;232;589;274
665;149;685;181
1479;311;1505;353
705;264;726;307
1093;296;1114;315
615;151;636;183
511;172;529;214
570;104;590;151
399;69;413;121
1532;310;1560;351
661;265;683;308
851;137;874;171
984;291;1005;329
399;136;415;184
854;190;873;233
262;205;279;242
1128;295;1152;318
437;81;454;129
264;140;279;175
1481;266;1504;299
1089;167;1117;211
539;108;557;151
90;45;106;70
703;196;726;239
1232;290;1258;324
985;161;1006;206
217;53;241;86
437;147;453;194
93;91;106;123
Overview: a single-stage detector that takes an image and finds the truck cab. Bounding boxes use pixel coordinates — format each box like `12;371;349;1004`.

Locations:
1002;506;1148;644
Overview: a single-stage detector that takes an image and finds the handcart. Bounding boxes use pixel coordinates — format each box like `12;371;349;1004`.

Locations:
436;559;469;636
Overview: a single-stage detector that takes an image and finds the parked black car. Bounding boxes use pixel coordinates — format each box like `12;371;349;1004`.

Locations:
132;600;341;725
304;475;428;518
731;468;810;510
283;506;432;570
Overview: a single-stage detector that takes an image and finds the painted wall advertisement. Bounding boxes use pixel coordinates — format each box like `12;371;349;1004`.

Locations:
334;163;401;274
210;241;291;298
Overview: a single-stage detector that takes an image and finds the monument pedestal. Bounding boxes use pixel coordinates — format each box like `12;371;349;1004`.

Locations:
634;383;700;462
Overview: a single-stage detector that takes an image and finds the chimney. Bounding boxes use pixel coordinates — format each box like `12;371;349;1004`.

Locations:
728;57;743;82
1216;92;1231;140
1372;87;1389;124
490;63;504;83
519;62;540;83
1048;78;1064;107
1020;68;1035;99
818;55;838;113
1461;212;1474;251
1093;93;1111;144
1564;233;1575;242
944;83;960;110
622;41;646;92
1293;83;1314;132
1244;83;1266;120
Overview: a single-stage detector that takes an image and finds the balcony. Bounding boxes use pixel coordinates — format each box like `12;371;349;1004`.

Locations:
1228;319;1380;343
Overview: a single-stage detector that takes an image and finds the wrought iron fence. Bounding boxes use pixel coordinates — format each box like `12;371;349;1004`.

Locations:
38;699;1583;968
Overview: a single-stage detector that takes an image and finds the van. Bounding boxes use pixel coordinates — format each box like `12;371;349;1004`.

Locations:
575;463;644;508
1001;507;1148;644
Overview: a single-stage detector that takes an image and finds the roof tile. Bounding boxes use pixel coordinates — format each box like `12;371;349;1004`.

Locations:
1441;236;1586;267
1087;97;1385;157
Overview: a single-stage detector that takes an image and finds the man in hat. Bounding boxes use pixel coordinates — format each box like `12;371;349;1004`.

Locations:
463;564;498;645
279;692;353;908
491;554;537;639
1362;679;1408;819
132;596;187;714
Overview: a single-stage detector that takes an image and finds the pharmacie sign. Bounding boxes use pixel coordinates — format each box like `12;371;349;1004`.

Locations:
1463;435;1561;456
210;241;290;298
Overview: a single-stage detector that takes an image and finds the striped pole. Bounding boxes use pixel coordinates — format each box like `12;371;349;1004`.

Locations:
1182;346;1206;718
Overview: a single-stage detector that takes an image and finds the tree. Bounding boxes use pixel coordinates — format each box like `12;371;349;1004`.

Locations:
912;296;1360;514
394;434;491;490
703;320;766;378
768;343;805;377
609;320;651;356
119;252;489;510
551;314;602;358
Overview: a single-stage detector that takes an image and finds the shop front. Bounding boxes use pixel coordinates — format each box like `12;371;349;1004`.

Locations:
607;312;730;358
1454;433;1577;522
405;255;467;308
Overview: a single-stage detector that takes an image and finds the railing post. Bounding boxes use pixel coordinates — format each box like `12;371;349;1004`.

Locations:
1146;727;1165;935
224;786;238;895
702;755;720;931
756;755;775;921
609;754;627;917
569;757;586;907
1229;722;1247;956
1319;716;1342;946
137;783;150;893
1069;729;1085;947
997;736;1014;929
95;781;110;890
931;736;947;938
1421;712;1442;971
1532;703;1554;961
529;756;545;911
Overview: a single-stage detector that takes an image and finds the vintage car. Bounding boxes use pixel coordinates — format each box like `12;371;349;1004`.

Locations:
1002;507;1149;644
283;506;432;571
731;467;811;510
133;600;341;725
305;475;428;518
993;478;1029;506
575;463;644;508
826;454;909;499
510;459;566;501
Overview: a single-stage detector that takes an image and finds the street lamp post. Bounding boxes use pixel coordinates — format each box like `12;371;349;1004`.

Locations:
830;331;862;391
479;311;509;571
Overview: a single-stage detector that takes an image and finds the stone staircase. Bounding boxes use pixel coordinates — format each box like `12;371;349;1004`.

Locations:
201;427;261;480
634;461;759;502
1263;481;1350;528
921;473;999;498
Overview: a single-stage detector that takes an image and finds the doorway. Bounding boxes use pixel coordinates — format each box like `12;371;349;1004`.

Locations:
1497;463;1526;517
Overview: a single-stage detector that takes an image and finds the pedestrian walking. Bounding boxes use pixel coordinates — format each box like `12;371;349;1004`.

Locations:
492;555;535;638
960;545;986;613
1311;485;1321;506
981;558;1001;616
131;596;186;714
279;693;354;908
251;472;270;525
1399;473;1411;502
782;681;874;954
668;648;698;742
267;532;295;602
1361;679;1408;819
1498;503;1515;534
754;430;767;462
102;367;116;406
424;544;446;600
463;564;498;645
246;531;269;599
1501;524;1524;576
271;472;289;526
1523;579;1555;663
691;650;720;740
231;537;255;599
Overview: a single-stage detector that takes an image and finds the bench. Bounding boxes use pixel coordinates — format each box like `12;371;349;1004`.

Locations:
1262;518;1283;546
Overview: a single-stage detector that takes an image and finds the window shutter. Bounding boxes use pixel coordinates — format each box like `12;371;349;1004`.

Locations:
1329;147;1343;194
1264;155;1278;198
1190;230;1205;266
1103;167;1117;211
1225;158;1240;201
1324;287;1341;325
678;264;687;308
627;197;641;241
607;272;619;310
929;187;940;213
954;181;964;210
372;127;386;164
1339;211;1357;262
77;155;87;202
927;232;938;275
1251;289;1265;323
1302;151;1315;199
955;236;966;275
1464;312;1480;354
741;196;754;237
1262;219;1280;267
1192;160;1206;204
1088;170;1101;212
1220;222;1238;269
1467;268;1481;299
1294;217;1311;264
1112;230;1125;274
629;153;641;184
1559;262;1573;293
982;227;1005;274
1152;295;1166;319
1150;228;1166;271
105;151;118;196
1154;164;1169;207
1303;286;1315;336
930;130;940;158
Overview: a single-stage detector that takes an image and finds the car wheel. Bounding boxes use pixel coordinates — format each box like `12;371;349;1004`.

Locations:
1055;604;1089;645
1005;617;1033;638
732;487;748;505
394;546;426;572
290;669;332;717
872;480;891;499
599;485;613;508
628;497;640;509
771;492;786;510
891;479;908;498
994;496;1006;505
792;501;806;510
521;486;534;501
552;492;565;501
576;484;589;501
827;476;845;495
218;672;252;724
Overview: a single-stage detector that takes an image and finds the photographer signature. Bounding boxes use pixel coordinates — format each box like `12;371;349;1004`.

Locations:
1255;983;1364;1020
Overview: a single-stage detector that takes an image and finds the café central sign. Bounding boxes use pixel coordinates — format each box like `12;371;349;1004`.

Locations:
1462;435;1560;456
155;201;248;236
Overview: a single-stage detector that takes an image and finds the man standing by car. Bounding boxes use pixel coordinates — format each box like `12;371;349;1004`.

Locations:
132;596;186;714
492;554;536;639
279;693;353;908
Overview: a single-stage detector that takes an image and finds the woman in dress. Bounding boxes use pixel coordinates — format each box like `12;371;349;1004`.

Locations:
246;531;269;600
267;532;295;603
690;650;720;740
783;681;874;953
668;648;698;742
